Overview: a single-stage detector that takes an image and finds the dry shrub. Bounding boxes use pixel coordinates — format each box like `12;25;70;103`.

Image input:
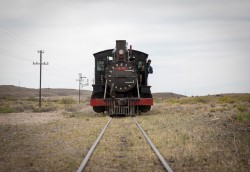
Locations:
0;106;16;113
236;112;250;123
25;97;38;101
1;96;18;101
32;104;57;112
12;105;25;112
219;96;235;104
65;105;81;113
59;97;76;105
166;96;211;104
237;104;248;112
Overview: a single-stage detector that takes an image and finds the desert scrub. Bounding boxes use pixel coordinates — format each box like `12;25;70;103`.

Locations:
218;96;235;104
136;106;250;171
210;108;216;113
0;106;16;113
1;96;18;101
147;105;167;114
237;104;248;112
83;97;91;105
192;96;211;104
32;104;57;112
59;97;77;106
236;112;250;123
154;98;163;104
234;94;250;103
164;94;250;106
11;104;25;112
166;96;212;105
64;105;82;113
0;98;35;113
25;96;38;101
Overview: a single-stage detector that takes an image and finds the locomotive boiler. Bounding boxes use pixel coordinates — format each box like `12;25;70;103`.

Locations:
90;40;153;115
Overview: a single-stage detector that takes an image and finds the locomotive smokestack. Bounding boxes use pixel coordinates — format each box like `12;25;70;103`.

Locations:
116;40;126;50
115;40;127;61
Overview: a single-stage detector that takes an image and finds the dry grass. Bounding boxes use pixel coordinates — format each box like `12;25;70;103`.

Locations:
84;117;165;171
0;96;89;113
136;94;250;171
0;111;109;171
0;93;249;171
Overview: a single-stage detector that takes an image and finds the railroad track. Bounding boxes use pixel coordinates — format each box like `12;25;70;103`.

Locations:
76;117;173;172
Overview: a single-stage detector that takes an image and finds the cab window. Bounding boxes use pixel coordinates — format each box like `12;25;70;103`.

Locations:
97;60;105;71
137;61;144;71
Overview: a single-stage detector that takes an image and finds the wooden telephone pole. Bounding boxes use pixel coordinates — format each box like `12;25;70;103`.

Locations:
33;50;49;108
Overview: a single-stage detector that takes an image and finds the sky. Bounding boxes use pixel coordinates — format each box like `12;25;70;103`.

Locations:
0;0;250;96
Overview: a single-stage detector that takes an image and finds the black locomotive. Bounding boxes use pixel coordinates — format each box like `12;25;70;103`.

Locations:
90;40;153;115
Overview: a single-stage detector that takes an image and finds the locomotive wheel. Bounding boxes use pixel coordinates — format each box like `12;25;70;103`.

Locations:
139;93;152;113
93;106;105;113
91;92;105;113
140;105;151;113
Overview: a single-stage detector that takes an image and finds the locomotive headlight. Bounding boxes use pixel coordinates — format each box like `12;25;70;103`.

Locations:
119;49;124;55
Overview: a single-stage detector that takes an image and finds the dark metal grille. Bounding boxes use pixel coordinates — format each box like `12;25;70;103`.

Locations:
104;98;139;115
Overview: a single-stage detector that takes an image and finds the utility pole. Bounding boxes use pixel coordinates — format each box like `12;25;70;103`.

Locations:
76;73;88;104
33;50;49;108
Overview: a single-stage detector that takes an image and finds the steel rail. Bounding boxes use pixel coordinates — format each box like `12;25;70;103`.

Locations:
133;117;174;172
76;117;112;172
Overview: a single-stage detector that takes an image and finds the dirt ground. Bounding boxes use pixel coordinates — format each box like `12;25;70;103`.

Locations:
0;95;250;171
0;112;64;125
138;103;250;171
0;110;109;172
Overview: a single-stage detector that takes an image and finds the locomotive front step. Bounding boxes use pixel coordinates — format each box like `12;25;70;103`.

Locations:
105;99;137;115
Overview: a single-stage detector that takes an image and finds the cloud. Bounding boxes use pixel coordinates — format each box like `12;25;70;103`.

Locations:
0;0;250;95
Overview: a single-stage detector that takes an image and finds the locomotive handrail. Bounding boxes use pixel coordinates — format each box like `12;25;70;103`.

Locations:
104;79;108;99
136;79;140;98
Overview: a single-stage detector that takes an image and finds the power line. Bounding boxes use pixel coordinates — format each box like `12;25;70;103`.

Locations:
0;24;39;62
0;48;10;57
0;47;33;61
33;50;49;108
0;24;37;50
0;24;38;60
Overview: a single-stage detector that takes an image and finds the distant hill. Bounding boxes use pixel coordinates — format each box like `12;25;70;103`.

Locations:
0;85;186;100
0;85;91;98
152;92;185;99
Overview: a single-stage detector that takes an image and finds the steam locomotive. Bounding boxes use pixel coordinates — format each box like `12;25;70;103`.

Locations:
90;40;153;115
